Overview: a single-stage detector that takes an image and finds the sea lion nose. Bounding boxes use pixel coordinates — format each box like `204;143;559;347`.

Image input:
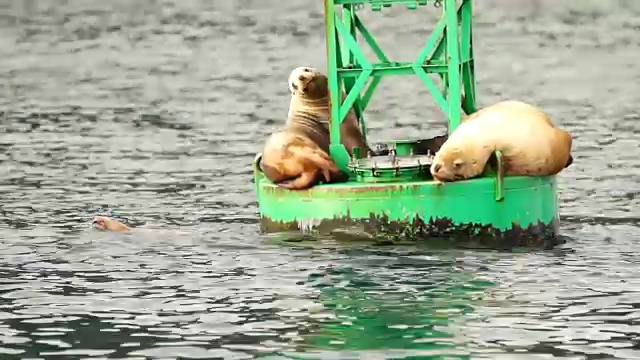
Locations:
433;163;442;173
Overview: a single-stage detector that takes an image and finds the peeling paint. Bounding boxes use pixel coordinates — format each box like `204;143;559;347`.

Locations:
297;217;324;234
260;214;561;250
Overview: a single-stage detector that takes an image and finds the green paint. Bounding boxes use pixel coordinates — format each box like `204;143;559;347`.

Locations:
494;150;505;201
444;0;462;133
349;162;430;183
298;264;494;356
254;168;558;233
459;0;477;114
393;140;417;156
324;0;352;173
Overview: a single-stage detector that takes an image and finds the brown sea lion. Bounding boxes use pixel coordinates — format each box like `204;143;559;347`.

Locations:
260;127;346;190
430;100;573;182
286;66;374;156
92;216;130;232
259;66;371;190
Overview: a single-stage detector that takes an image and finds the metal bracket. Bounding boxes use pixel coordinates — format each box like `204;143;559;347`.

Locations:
494;150;504;202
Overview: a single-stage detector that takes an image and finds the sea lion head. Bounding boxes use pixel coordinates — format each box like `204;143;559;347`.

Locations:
288;66;328;100
430;146;485;182
92;216;130;232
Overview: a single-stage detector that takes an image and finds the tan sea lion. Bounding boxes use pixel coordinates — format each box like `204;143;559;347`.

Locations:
286;66;374;156
430;100;573;182
91;216;190;239
92;216;130;232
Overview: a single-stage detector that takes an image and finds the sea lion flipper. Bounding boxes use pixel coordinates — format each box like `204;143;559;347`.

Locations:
287;145;338;174
307;152;341;181
277;170;317;190
321;168;331;183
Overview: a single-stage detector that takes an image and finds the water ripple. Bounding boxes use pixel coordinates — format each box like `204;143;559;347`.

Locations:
0;0;638;358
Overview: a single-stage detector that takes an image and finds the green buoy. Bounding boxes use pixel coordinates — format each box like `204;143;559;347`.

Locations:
253;0;562;249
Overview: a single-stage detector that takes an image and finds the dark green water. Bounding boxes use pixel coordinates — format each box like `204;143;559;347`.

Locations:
0;0;639;359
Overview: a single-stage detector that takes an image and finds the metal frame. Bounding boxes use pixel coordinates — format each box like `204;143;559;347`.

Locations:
323;0;477;171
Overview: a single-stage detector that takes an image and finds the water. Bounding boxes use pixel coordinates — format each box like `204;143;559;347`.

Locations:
0;0;639;358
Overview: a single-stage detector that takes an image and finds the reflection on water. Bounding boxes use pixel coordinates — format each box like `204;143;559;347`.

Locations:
0;241;497;359
0;0;639;358
297;253;493;359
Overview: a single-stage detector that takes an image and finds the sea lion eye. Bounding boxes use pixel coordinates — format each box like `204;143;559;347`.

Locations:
303;68;312;72
452;159;464;170
298;75;305;81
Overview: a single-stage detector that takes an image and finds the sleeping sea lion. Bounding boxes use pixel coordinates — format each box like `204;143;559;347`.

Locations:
430;100;574;182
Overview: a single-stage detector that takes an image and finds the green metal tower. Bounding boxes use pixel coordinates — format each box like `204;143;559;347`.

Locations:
324;0;477;171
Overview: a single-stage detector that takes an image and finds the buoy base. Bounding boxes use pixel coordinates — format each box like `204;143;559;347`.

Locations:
253;154;562;250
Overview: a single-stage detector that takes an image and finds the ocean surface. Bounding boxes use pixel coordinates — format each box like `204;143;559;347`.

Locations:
0;0;639;359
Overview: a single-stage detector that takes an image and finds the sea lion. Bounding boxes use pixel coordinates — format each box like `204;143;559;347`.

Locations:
430;100;573;182
258;66;372;190
286;66;374;156
91;216;189;239
259;120;346;190
92;216;130;232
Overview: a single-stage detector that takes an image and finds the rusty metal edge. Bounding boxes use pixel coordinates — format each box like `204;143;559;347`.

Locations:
259;213;562;250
